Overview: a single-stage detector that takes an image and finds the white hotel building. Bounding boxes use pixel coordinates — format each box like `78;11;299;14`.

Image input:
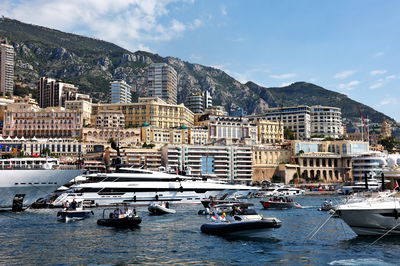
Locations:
161;145;253;183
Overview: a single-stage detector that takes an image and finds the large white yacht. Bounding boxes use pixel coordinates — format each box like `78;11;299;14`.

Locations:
53;168;259;206
0;157;85;210
336;192;400;236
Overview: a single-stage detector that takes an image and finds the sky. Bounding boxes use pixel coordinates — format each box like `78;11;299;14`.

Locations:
1;0;400;121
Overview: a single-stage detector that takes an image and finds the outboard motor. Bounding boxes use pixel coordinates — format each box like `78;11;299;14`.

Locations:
12;194;25;212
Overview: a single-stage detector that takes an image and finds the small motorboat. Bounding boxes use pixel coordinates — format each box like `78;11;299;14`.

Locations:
57;200;94;221
148;202;176;215
319;200;335;211
97;207;141;228
200;203;282;236
260;196;302;209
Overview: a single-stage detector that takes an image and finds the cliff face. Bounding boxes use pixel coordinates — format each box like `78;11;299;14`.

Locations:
0;17;394;123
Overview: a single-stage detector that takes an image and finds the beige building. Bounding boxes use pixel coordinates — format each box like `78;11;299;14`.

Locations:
110;148;162;170
189;127;209;145
381;120;392;138
92;97;194;129
65;100;92;126
141;126;189;145
0;43;14;96
82;128;141;145
95;110;125;129
252;145;292;183
255;120;284;144
2;103;83;138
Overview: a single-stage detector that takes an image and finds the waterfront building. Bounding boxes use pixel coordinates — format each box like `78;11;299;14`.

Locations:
204;90;212;109
0;137;84;157
147;63;177;104
82;128;141;145
203;105;227;116
109;80;132;103
2;103;83;138
0;43;14;96
161;144;253;183
197;114;257;145
141;126;189;145
92;97;194;129
37;77;78;108
95;110;125;129
351;152;387;181
252;144;292;183
292;140;370;182
310;105;342;138
255;120;284;144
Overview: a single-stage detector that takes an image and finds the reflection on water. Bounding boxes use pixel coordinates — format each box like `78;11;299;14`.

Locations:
0;197;399;265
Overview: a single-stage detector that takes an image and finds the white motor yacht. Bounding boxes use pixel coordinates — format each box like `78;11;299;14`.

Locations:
336;192;400;236
53;168;259;206
263;186;305;197
0;157;85;210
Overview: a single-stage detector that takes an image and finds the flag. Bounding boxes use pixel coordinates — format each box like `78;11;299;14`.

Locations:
394;181;399;191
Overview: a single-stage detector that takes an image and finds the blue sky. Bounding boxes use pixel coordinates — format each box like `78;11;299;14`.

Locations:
1;0;400;120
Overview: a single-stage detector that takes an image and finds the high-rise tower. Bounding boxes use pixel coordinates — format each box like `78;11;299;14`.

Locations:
0;43;15;96
147;63;177;104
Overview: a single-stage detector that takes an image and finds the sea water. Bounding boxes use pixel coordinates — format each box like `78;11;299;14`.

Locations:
0;196;398;265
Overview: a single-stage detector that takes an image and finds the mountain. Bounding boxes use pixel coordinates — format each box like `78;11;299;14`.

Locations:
0;17;395;124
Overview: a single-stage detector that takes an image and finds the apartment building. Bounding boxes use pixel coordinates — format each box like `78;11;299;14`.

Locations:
147;63;177;104
95;110;125;129
161;145;253;183
65;100;92;126
2;103;83;138
189;127;209;145
0;43;14;96
310;105;342;138
82;128;141;145
255;120;284;144
109;80;132;103
37;77;78;108
185;91;213;114
141;126;189;145
92;97;194;129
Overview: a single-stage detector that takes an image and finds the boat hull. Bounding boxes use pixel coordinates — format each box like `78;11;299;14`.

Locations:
148;204;176;215
57;209;94;221
97;216;142;228
200;218;282;236
260;201;302;209
0;169;84;210
338;209;400;236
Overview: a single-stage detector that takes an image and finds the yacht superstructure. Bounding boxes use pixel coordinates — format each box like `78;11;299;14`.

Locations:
53;168;259;206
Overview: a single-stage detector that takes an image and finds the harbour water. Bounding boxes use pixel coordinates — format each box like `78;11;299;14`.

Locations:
0;196;398;265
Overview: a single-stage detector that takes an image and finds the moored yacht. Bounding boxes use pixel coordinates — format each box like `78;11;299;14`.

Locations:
335;192;400;236
53;168;259;206
0;157;85;210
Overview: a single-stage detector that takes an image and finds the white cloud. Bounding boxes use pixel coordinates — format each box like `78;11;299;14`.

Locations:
334;70;357;79
369;69;387;76
221;5;228;16
0;0;201;51
270;73;296;79
338;80;360;90
386;75;397;80
373;51;384;57
369;82;383;89
377;98;399;106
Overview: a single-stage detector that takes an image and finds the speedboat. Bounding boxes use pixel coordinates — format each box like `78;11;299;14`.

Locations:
263;186;305;197
53;168;258;207
319;200;335;211
148;202;176;215
200;203;282;236
57;201;94;222
260;196;302;209
97;207;142;228
0;157;85;211
335;192;400;236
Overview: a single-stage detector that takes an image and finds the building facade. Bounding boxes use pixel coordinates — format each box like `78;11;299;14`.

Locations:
109;80;132;103
37;77;78;108
197;114;257;145
310;105;342;138
161;145;253;183
141;126;189;145
185;93;204;113
0;43;14;96
82;128;141;145
65;100;92;126
95;110;125;129
92;98;194;129
147;63;177;104
255;120;284;144
2;103;83;138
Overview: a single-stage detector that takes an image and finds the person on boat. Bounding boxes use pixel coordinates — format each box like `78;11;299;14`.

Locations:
113;208;120;218
126;208;133;217
165;201;170;209
63;200;69;210
70;199;77;210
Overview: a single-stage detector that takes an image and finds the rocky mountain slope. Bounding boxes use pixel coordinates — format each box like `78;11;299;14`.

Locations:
0;17;394;123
